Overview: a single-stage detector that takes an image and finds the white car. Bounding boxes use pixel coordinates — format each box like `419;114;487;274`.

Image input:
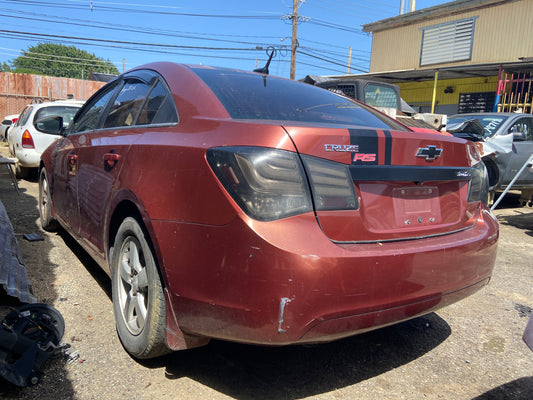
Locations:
8;100;84;177
1;114;20;141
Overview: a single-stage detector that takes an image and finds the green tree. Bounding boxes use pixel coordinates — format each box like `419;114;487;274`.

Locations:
0;62;12;72
9;43;119;79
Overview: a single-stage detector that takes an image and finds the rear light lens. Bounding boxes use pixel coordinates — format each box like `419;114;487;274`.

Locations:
207;147;312;221
467;161;489;205
301;155;358;211
21;130;35;149
207;146;358;221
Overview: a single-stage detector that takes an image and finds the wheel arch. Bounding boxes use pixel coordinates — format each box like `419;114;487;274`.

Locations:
107;200;163;276
482;155;500;190
107;198;207;352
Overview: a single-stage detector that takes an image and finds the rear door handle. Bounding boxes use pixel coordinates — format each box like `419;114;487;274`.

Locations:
104;152;121;170
68;154;78;175
103;153;121;161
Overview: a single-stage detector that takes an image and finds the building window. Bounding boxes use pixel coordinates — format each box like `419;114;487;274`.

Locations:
420;17;477;66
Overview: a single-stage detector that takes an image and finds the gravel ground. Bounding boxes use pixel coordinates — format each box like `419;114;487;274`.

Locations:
0;142;532;400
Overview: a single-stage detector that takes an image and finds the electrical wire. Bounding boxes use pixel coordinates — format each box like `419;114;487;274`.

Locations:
0;0;380;76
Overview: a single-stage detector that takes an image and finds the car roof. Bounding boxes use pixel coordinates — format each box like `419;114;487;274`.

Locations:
449;112;531;117
29;100;85;108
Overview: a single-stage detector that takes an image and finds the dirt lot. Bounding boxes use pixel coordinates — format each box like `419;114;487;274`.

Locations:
0;142;532;400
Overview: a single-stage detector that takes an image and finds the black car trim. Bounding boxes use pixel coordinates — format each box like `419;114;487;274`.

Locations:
350;165;473;181
383;130;392;165
331;221;476;245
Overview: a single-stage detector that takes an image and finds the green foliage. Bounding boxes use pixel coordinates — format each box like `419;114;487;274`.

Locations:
0;62;11;72
8;43;119;79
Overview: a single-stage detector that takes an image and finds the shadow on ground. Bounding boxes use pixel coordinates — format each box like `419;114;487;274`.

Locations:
139;313;451;399
472;376;533;400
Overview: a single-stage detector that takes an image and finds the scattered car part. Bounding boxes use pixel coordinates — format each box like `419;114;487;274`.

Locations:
0;303;65;387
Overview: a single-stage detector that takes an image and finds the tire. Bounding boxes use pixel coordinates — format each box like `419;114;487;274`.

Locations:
15;161;31;179
39;169;59;231
111;217;170;359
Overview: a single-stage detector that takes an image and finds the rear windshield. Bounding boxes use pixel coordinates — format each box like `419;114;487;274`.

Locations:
192;67;405;130
34;106;80;127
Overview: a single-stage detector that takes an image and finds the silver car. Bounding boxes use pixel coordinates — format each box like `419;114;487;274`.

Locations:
448;112;533;206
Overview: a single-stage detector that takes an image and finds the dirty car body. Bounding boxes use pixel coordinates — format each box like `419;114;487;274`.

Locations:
39;62;499;358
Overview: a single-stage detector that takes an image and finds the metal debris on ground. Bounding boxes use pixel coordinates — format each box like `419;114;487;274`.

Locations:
22;234;44;242
0;303;65;387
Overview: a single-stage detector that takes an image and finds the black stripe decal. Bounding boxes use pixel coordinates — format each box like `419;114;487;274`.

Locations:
383;130;392;165
348;128;378;165
350;165;473;182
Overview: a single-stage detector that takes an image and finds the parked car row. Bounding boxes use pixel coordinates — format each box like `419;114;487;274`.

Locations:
34;62;499;359
5;99;84;177
1;114;19;141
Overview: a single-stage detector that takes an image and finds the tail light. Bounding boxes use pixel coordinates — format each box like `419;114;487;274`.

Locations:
467;161;489;205
21;130;35;149
207;146;358;221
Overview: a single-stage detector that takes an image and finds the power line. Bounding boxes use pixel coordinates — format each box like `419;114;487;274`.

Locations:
4;0;281;19
0;11;282;48
0;29;263;52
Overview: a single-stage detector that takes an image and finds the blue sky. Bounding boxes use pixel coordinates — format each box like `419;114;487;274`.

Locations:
0;0;449;79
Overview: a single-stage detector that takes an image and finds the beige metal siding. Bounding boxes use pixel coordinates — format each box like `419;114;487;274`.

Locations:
369;0;533;72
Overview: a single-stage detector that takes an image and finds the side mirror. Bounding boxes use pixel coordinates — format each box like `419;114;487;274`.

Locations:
35;115;64;135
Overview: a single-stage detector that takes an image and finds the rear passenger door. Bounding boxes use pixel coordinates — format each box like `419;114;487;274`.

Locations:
52;82;120;235
75;70;178;258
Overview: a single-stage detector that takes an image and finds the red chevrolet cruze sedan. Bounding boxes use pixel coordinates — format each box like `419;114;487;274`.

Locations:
38;62;498;359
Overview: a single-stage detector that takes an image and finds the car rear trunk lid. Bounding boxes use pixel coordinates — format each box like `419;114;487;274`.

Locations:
284;125;479;243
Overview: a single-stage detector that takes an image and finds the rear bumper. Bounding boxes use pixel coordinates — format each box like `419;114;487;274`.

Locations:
15;148;40;168
153;206;498;345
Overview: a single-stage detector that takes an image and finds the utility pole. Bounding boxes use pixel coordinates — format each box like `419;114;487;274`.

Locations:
347;47;352;74
290;0;299;80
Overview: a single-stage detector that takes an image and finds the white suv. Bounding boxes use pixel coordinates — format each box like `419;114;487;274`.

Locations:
8;99;84;177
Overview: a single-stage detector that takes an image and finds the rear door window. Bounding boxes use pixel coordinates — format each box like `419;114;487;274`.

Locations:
103;79;152;128
17;106;33;127
102;72;178;128
137;80;178;125
71;82;120;133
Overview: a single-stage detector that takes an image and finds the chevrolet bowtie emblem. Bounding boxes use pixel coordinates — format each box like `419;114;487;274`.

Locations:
416;145;442;161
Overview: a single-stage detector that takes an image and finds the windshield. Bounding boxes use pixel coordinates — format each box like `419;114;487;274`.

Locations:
448;115;508;138
192;67;405;130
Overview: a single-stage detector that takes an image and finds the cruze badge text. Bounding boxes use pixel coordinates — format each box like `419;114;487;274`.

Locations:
324;144;359;152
